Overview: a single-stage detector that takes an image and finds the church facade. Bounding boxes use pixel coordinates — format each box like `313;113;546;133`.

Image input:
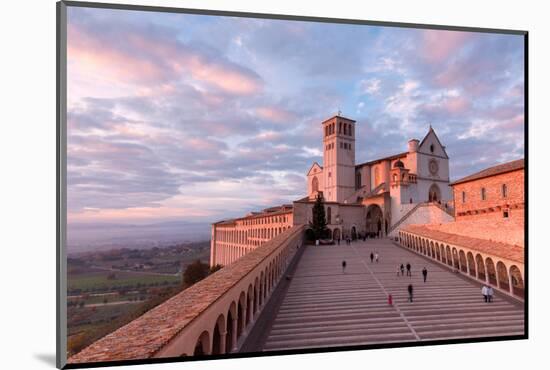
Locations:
210;114;454;266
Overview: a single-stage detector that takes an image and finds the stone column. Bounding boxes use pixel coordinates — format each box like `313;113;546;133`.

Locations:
231;318;238;351
508;272;514;295
241;302;248;334
219;330;227;355
254;288;259;316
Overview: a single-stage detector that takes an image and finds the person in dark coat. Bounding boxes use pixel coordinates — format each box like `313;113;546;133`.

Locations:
407;284;414;302
406;263;411;277
370;252;374;263
400;263;405;276
342;260;347;273
422;267;428;283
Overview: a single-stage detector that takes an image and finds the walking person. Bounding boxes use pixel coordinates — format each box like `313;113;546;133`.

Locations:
487;286;494;302
481;285;488;302
407;284;414;302
422;267;428;283
375;251;379;263
400;263;405;276
370;252;374;263
406;262;411;277
342;260;347;274
397;266;401;276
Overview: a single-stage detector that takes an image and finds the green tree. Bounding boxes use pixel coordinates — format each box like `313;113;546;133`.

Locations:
183;260;210;286
309;193;327;240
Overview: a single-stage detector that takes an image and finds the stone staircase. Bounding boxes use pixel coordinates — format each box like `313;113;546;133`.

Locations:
262;239;524;351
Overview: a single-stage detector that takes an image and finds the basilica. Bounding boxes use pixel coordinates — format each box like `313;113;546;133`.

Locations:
209;114;455;266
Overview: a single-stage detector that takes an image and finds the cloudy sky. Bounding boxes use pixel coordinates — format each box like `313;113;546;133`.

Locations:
66;6;524;226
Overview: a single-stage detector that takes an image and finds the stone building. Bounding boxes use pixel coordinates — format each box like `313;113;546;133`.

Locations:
451;158;524;223
399;158;525;298
210;114;454;266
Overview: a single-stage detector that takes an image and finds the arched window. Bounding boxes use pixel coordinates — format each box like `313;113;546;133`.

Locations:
312;176;319;193
355;172;362;189
327;207;332;224
481;187;486;200
462;191;466;203
502;184;508;198
430;144;434;153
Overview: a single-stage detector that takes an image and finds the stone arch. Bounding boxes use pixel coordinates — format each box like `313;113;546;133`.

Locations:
193;330;211;356
312;176;319;193
351;226;357;240
212;313;226;355
326;228;333;240
446;246;452;266
253;278;258;314
237;292;246;339
440;244;446;263
467;252;476;277
496;261;510;292
428;183;441;202
509;265;524;298
333;228;341;241
327;206;332;224
452;248;460;269
486;257;497;286
476;254;486;281
259;272;264;306
459;250;467;273
435;242;441;261
366;204;383;237
226;302;237;353
246;284;254;325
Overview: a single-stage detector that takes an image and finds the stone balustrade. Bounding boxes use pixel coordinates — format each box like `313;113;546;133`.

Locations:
398;226;524;299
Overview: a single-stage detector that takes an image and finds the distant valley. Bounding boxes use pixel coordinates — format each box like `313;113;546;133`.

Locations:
67;221;211;254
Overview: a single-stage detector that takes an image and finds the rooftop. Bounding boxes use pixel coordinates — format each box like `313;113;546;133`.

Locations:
402;224;524;263
450;159;524;186
321;114;356;124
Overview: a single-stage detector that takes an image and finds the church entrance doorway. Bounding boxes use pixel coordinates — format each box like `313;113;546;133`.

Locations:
366;205;383;238
333;228;341;241
351;227;357;240
428;184;441;203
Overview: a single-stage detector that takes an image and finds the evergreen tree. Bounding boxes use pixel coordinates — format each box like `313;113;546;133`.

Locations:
309;193;327;239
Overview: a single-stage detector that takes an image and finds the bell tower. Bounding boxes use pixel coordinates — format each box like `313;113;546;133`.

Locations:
322;114;356;203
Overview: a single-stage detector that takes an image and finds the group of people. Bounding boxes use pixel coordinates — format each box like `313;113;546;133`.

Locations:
336;237;352;245
396;263;428;282
481;285;495;302
369;251;379;263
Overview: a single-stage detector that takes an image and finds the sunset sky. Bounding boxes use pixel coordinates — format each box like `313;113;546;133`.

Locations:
66;6;525;226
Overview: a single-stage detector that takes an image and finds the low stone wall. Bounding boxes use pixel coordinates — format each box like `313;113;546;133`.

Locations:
69;225;306;364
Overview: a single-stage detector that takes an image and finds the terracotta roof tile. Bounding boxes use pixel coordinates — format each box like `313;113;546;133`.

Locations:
450;158;524;185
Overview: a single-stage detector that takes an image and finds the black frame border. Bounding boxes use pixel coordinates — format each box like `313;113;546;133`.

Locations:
56;1;529;369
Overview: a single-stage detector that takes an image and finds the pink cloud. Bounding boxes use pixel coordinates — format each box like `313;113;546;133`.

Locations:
68;21;263;95
255;107;296;123
422;30;472;64
444;96;470;113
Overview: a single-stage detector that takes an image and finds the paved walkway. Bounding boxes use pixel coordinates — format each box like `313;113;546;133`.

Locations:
262;239;524;351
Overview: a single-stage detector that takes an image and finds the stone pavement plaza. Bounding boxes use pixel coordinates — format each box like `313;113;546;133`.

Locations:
262;239;524;351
